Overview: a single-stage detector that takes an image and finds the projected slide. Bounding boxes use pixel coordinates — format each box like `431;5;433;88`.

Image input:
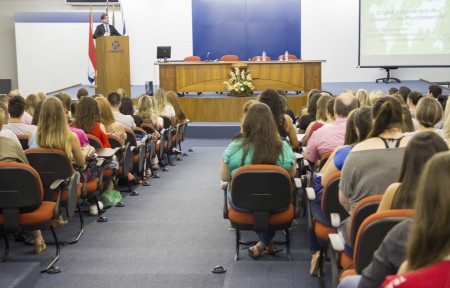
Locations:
359;0;450;67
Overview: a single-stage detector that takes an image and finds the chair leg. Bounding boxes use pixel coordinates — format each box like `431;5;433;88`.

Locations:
41;225;61;274
285;229;292;261
235;230;240;261
67;202;84;244
1;230;9;262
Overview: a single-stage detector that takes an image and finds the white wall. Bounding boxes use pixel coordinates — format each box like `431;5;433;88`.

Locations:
301;0;450;82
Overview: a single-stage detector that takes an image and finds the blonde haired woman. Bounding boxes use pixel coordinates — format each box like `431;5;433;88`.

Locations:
29;97;86;230
381;152;450;287
135;94;159;126
154;88;175;124
95;97;126;142
25;94;40;116
166;91;186;124
355;89;369;107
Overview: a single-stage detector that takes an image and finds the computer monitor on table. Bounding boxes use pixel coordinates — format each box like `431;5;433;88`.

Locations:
157;46;171;62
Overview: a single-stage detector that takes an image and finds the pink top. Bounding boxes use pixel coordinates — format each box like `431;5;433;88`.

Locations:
306;117;347;163
69;127;89;147
20;111;32;125
381;260;450;288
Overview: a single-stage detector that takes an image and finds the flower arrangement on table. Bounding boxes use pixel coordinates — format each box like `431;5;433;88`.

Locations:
224;67;254;97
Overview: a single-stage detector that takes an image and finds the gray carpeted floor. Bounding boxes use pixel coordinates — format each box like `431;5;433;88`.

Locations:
1;146;331;288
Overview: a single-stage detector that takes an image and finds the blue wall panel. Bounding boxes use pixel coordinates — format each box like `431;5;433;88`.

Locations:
192;0;300;61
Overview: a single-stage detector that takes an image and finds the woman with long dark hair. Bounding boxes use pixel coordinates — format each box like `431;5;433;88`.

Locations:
221;102;296;258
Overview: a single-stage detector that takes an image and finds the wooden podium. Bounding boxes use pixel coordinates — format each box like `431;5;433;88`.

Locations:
95;36;131;96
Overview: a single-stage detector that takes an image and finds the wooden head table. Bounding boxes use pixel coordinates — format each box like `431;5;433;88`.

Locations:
154;60;325;122
155;60;324;94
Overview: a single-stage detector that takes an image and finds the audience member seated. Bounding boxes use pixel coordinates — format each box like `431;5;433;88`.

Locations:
166;91;187;125
53;93;73;122
276;90;296;124
155;88;176;125
428;84;447;110
355;89;370;107
29;97;86;227
120;96;143;128
0;110;47;254
339;96;410;249
135;94;160;128
443;103;450;147
405;91;423;120
220;102;296;257
76;88;89;100
25;93;40;116
300;89;321;117
302;94;333;146
398;86;411;103
405;97;443;136
401;104;415;133
305;92;358;165
71;97;111;148
308;107;372;273
377;132;448;212
108;92;136;129
368;90;385;106
36;91;47;102
96;97;127;142
259;88;299;150
381;152;450;288
3;95;37;135
298;92;321;133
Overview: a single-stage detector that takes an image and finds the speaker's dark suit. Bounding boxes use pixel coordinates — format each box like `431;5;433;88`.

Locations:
93;24;121;39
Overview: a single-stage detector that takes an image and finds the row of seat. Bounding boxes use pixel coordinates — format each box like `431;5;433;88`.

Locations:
0;120;190;273
304;170;414;287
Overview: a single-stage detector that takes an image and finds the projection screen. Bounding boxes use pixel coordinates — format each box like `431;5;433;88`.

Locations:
358;0;450;67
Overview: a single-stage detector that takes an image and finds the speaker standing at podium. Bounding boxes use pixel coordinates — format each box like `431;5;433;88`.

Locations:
93;13;121;39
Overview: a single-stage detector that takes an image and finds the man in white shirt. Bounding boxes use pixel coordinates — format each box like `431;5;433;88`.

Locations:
93;13;121;39
107;92;136;129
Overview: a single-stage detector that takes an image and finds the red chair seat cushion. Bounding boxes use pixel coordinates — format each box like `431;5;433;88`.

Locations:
228;204;294;225
0;201;56;225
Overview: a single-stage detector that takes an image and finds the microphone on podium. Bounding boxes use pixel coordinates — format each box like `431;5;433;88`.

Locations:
205;52;211;62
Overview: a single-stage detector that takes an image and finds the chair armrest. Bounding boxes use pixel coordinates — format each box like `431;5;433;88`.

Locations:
294;152;303;160
328;233;345;253
222;182;230;219
221;181;228;191
50;179;67;191
306;187;316;200
330;213;341;228
293;177;301;189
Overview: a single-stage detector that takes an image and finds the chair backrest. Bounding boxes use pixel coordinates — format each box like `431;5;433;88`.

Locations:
184;56;201;61
24;148;74;197
321;171;349;222
231;165;292;212
350;194;383;246
0;162;43;217
141;122;158;134
220;55;239;61
354;209;414;273
160;116;172;129
251;56;271;61
16;134;30;150
124;128;137;147
87;134;103;149
108;134;124;149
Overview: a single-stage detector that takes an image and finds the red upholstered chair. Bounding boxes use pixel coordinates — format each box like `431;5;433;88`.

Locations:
305;171;349;276
0;162;61;273
251;55;271;61
184;56;201;61
278;54;298;61
223;164;295;260
220;55;239;61
330;209;414;287
327;194;383;282
25;148;84;244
